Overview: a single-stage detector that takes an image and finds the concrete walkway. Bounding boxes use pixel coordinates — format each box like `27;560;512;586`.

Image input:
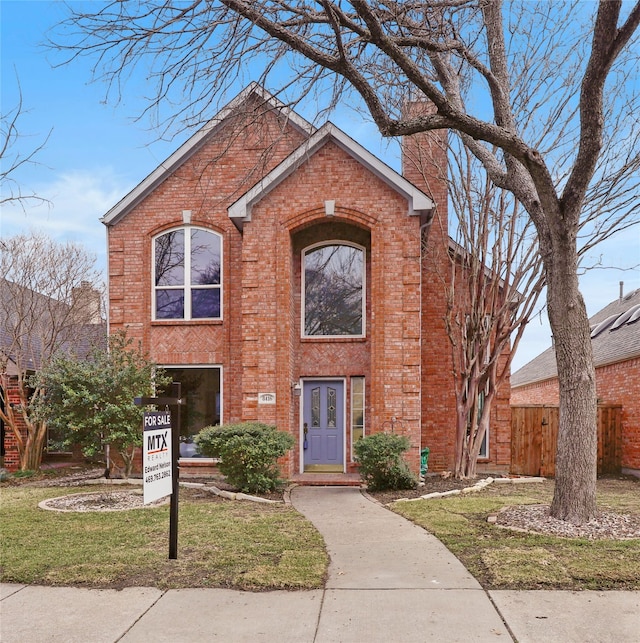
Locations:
1;486;638;642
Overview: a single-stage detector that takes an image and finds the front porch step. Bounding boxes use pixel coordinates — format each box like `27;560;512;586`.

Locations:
290;473;362;487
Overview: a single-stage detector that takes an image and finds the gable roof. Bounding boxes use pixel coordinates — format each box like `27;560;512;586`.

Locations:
101;84;316;227
512;288;640;388
101;84;435;231
228;121;435;230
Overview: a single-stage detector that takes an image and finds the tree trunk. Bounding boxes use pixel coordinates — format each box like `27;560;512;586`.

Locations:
546;242;598;524
454;399;468;478
21;421;46;471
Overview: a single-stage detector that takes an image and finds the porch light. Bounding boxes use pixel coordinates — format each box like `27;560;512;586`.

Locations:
293;383;302;396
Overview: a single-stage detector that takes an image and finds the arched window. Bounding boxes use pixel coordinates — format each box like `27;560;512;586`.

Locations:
153;227;222;320
303;242;365;337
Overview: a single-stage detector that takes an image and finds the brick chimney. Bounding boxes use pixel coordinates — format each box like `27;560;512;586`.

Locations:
401;98;448;232
71;281;103;325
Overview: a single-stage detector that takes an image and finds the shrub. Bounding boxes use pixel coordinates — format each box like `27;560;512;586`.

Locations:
195;422;295;494
354;432;418;491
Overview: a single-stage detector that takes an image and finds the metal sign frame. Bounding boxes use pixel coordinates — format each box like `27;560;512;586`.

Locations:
135;382;184;559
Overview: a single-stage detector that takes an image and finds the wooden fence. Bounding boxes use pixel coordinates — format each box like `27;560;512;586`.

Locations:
510;405;622;477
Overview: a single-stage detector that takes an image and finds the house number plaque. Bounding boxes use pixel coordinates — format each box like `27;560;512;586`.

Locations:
258;392;276;405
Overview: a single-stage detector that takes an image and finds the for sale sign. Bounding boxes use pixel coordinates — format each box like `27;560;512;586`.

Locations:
143;411;173;504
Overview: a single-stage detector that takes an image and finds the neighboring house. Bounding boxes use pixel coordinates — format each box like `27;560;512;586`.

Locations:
102;84;512;481
0;279;105;470
512;287;640;476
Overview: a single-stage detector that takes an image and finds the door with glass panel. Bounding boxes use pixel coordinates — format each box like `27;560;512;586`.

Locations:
303;380;344;472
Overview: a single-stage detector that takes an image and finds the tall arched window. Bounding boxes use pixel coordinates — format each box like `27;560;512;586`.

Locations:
153;227;222;320
303;242;365;337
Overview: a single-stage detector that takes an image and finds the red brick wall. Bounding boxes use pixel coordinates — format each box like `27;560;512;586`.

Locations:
403;113;511;473
245;140;425;474
512;356;640;472
1;377;24;471
103;97;512;480
107;104;307;428
511;379;560;406
486;352;513;472
401;117;457;471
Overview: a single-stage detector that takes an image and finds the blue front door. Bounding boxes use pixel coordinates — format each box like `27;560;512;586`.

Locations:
303;380;344;472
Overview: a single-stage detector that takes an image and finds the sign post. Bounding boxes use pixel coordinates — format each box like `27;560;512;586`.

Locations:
135;382;183;560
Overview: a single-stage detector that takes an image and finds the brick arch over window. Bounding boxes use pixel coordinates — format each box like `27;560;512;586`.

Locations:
284;205;378;233
291;220;372;339
152;226;223;321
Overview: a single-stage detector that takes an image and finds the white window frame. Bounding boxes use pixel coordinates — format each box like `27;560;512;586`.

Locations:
477;386;489;459
301;240;366;339
152;226;223;321
350;376;365;461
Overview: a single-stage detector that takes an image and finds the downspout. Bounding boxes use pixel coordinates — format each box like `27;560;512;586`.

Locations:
418;210;434;478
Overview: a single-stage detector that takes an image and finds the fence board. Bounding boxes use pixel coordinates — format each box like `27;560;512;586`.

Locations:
511;405;622;477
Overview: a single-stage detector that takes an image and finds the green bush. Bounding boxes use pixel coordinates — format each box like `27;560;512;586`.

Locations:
195;422;295;494
354;432;418;491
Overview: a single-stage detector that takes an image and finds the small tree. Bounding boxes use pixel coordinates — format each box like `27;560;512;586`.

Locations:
441;146;545;478
32;332;170;478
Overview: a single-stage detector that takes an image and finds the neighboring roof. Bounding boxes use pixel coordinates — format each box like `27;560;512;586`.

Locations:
512;288;640;388
1;279;106;376
101;84;316;227
228;121;435;230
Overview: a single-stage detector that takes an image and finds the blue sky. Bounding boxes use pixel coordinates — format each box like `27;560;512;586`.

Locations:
1;0;639;371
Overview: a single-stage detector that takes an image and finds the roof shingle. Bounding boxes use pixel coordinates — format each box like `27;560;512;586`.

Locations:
512;288;640;388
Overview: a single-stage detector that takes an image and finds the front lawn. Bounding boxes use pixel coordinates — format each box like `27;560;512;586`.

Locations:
0;484;328;590
390;477;640;590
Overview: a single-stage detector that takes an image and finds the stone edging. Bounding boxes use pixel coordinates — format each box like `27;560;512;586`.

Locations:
180;482;282;504
57;476;546;506
38;490;170;512
393;476;547;503
81;477;283;504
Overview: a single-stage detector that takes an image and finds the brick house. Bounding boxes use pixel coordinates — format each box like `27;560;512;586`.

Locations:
511;287;640;476
102;84;512;480
1;280;105;471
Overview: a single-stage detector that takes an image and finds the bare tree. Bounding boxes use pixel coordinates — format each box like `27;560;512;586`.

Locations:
52;1;640;523
0;232;104;471
441;144;545;478
0;81;50;211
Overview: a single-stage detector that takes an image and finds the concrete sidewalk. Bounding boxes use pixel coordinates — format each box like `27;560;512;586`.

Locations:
1;486;638;642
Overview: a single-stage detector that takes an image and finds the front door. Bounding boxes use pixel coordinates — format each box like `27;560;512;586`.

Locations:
303;380;344;472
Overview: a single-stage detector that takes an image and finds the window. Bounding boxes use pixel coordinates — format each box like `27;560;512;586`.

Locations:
477;389;489;459
303;243;365;337
350;377;365;459
161;366;222;457
154;227;222;320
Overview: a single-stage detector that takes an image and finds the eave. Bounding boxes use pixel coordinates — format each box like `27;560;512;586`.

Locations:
101;84;316;227
228;122;435;231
